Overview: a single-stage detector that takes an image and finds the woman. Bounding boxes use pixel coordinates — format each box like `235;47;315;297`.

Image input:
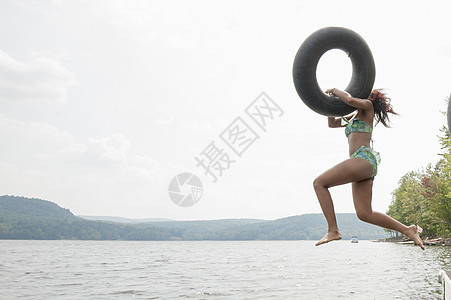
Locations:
313;88;424;250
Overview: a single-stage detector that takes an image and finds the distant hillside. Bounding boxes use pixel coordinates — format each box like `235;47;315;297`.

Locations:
78;216;174;223
152;214;386;240
0;195;76;221
0;195;388;240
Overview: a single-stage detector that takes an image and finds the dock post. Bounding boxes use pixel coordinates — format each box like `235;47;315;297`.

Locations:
439;270;451;300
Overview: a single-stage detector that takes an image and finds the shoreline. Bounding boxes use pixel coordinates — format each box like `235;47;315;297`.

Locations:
374;236;451;246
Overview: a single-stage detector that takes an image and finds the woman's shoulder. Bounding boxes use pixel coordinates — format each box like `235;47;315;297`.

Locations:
356;109;374;126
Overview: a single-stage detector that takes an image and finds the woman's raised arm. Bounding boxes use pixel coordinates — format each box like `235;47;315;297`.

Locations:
325;88;373;111
328;116;342;128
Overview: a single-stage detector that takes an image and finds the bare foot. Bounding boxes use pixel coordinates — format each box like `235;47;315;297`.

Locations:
315;231;342;246
404;225;425;250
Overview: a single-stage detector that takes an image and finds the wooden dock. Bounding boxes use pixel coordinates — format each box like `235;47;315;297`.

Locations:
439;270;451;300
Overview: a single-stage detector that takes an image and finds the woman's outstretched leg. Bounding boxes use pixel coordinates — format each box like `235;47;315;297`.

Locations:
313;178;341;245
313;158;373;246
352;179;424;250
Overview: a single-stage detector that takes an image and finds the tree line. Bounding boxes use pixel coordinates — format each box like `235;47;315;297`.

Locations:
0;196;386;240
387;101;451;238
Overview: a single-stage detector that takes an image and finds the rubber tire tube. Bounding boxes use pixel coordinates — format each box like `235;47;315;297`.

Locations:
293;27;376;117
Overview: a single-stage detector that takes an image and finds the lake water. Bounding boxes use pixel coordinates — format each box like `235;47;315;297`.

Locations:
0;240;449;299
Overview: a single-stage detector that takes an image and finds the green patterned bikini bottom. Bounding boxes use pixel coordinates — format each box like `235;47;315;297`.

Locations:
350;146;381;178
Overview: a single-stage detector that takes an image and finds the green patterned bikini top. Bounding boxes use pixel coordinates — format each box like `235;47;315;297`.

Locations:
342;117;373;137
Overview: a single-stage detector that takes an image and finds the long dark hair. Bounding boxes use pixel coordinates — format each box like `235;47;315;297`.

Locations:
369;89;398;127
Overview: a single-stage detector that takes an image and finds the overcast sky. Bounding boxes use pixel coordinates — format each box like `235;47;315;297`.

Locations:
0;0;450;221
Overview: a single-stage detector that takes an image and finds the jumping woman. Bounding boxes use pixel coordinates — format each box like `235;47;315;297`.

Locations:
313;88;424;250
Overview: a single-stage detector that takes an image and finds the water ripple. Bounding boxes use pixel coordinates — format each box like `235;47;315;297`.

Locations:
0;240;449;299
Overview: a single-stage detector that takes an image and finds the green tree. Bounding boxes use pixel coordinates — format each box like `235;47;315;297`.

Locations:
387;98;451;238
434;125;451;233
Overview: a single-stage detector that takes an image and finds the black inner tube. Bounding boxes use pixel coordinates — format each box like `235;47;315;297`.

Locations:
293;27;376;117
